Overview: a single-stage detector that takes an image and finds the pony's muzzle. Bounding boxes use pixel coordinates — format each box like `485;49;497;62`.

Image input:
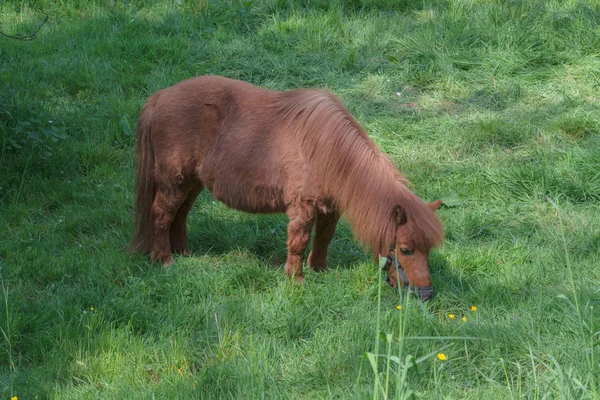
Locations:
381;253;434;301
394;281;434;302
414;285;434;301
386;266;434;301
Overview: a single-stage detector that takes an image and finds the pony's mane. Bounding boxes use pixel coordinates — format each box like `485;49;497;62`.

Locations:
274;89;444;255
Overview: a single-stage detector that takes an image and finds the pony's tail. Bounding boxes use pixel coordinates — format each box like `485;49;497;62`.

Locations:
129;97;157;254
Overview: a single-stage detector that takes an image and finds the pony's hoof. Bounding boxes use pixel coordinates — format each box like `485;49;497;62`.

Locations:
151;250;174;267
173;247;191;256
294;275;304;283
161;256;174;268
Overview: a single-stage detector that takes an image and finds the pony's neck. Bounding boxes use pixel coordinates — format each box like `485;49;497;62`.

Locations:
275;89;442;254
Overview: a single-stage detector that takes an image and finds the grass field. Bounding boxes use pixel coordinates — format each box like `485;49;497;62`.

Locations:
1;0;600;398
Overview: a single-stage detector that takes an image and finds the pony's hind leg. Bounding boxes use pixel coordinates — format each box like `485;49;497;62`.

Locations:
308;211;340;272
285;202;316;281
150;183;189;267
170;183;203;255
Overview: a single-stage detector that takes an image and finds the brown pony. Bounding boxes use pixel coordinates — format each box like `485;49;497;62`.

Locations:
130;76;444;300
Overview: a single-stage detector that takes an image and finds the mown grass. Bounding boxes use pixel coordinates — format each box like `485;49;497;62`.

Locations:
1;0;599;398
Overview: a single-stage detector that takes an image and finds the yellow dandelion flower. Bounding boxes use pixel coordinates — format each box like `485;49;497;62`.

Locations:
448;314;455;319
471;306;477;312
387;134;391;137
90;306;94;311
12;396;18;400
437;353;447;361
462;316;467;322
396;305;402;310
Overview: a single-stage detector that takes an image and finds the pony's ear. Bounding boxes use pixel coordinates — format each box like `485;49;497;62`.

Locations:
426;200;443;212
393;206;408;225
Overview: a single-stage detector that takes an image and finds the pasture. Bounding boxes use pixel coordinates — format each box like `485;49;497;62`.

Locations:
1;0;599;398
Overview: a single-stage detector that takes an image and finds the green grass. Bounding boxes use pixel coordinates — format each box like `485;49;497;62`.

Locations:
1;0;599;398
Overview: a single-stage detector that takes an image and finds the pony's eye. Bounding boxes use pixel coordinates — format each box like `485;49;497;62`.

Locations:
400;248;412;256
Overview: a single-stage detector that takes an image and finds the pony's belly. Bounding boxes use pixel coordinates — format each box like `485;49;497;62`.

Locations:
210;183;287;214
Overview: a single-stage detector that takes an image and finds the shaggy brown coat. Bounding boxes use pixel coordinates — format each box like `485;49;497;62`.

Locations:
130;75;443;291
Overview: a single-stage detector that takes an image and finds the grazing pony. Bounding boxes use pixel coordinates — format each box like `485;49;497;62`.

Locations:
130;76;444;300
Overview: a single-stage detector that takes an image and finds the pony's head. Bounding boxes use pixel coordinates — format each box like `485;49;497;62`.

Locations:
381;200;443;301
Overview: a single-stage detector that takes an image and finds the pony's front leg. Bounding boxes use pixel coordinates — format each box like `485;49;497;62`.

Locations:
285;202;316;282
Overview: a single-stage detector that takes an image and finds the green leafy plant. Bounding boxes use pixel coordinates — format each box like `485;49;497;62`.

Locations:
0;89;66;159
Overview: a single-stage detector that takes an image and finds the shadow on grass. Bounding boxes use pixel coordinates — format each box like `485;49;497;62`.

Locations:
185;193;369;270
